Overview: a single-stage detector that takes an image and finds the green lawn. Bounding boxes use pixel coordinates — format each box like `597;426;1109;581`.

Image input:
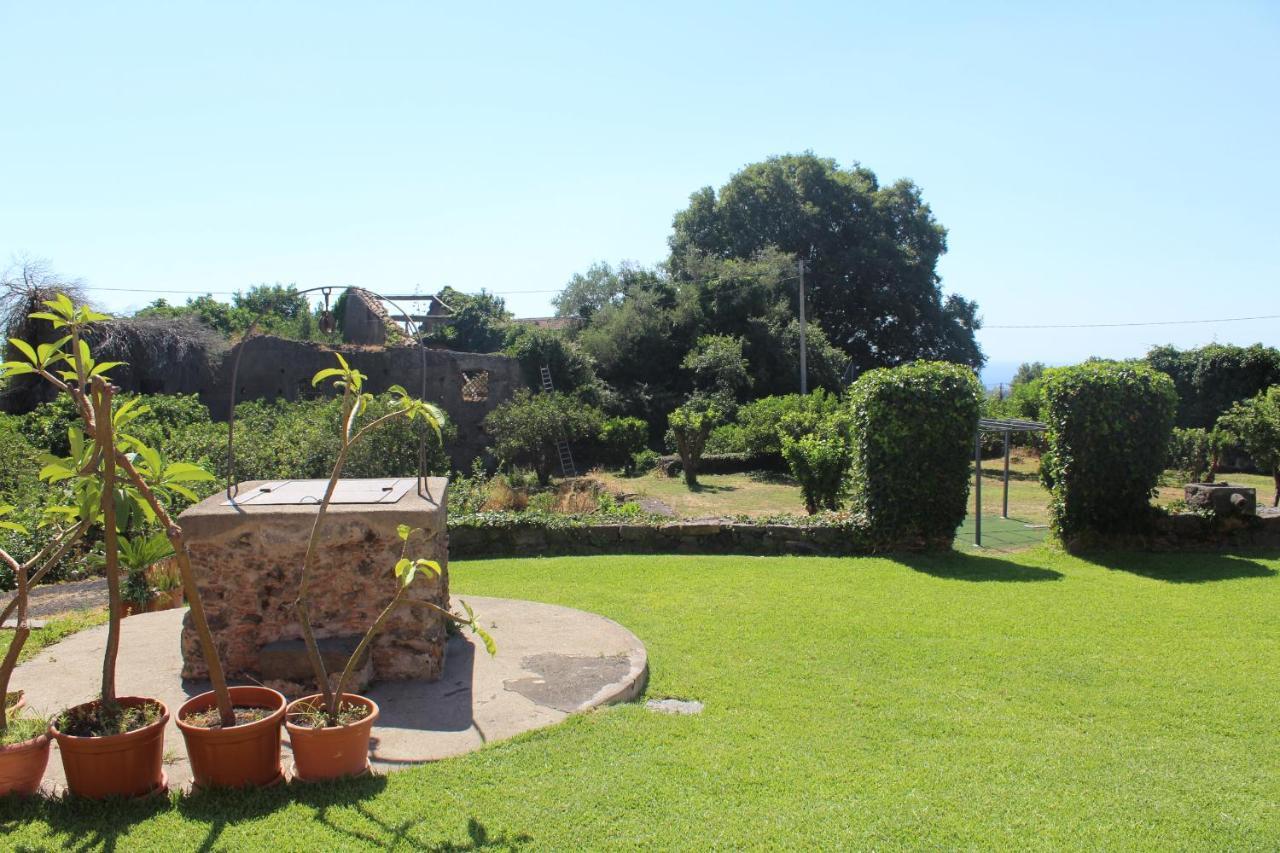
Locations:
4;549;1279;849
0;608;107;665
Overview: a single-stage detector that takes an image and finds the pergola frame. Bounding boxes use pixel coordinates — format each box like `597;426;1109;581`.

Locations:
973;417;1048;546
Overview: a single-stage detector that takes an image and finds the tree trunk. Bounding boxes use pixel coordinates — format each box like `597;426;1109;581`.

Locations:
93;379;122;706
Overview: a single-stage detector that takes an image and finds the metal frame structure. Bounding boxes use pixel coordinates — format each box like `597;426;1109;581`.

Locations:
973;417;1047;546
225;286;439;504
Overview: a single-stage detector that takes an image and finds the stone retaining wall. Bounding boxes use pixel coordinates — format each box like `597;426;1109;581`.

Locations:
445;518;941;558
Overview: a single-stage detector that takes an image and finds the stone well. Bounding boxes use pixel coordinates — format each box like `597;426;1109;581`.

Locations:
178;477;449;696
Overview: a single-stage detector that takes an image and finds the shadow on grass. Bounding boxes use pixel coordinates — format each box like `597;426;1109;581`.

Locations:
320;805;532;851
686;483;737;494
0;788;171;853
895;550;1064;582
1077;550;1280;583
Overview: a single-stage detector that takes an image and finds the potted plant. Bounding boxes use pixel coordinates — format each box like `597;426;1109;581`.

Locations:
4;294;245;796
148;557;184;610
0;504;88;796
95;534;174;616
284;355;496;781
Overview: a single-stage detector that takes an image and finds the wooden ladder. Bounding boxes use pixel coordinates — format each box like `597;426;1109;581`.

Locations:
539;365;577;478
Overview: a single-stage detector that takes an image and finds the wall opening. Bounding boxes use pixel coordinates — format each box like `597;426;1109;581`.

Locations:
461;370;490;402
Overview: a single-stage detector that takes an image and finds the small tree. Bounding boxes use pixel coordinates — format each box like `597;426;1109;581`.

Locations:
483;389;603;485
668;400;723;488
1216;387;1280;507
682;334;751;401
298;355;494;724
2;294;235;727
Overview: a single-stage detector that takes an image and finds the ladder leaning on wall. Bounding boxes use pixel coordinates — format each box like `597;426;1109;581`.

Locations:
539;365;578;478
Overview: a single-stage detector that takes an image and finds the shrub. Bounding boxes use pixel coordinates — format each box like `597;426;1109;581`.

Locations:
782;429;851;514
716;391;844;459
667;400;724;487
1146;343;1280;429
1167;427;1214;483
598;416;648;473
846;361;981;547
1040;362;1178;542
631;448;661;475
484;389;604;485
1216;387;1280;508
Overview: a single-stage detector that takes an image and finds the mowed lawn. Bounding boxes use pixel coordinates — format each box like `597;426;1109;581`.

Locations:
4;549;1279;849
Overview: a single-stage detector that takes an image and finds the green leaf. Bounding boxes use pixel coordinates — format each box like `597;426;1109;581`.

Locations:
473;625;497;657
0;520;28;534
0;362;35;377
7;337;37;364
311;368;345;387
394;557;411;578
416;559;441;577
397;524;412;541
26;311;66;328
163;462;215;482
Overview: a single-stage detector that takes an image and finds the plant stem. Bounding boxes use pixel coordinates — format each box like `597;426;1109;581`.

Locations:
92;378;121;706
331;587;406;724
113;451;235;727
0;548;26;733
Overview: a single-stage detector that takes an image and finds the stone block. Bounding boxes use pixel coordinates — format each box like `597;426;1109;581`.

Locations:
1184;482;1256;517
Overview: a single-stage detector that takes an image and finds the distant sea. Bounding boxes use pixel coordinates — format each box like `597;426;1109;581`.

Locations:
979;361;1023;390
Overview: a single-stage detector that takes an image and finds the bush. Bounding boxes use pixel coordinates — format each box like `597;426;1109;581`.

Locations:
598;416;649;473
1216;387;1280;508
631;449;661;476
484;389;604;485
846;361;981;547
1040;362;1178;542
782;430;851;514
1167;427;1215;483
732;391;844;458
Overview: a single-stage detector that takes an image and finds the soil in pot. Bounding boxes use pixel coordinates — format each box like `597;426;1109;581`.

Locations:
50;697;169;799
0;716;52;797
285;694;380;782
177;685;286;790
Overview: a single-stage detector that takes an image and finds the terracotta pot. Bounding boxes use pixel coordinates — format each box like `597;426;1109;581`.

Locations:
285;693;379;781
177;686;285;790
0;730;50;796
168;588;185;608
50;696;169;799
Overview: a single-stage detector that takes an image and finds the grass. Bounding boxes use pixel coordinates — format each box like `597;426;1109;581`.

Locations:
3;549;1279;849
596;469;809;517
0;607;107;665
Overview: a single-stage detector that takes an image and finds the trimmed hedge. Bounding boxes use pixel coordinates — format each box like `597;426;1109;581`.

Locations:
1040;362;1177;544
846;361;982;547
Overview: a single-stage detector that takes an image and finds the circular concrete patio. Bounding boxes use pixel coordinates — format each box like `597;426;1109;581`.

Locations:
11;596;648;793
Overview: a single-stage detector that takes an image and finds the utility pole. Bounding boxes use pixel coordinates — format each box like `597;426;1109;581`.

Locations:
798;259;808;394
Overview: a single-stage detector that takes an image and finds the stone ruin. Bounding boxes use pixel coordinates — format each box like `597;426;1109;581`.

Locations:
178;477;450;697
1184;482;1257;517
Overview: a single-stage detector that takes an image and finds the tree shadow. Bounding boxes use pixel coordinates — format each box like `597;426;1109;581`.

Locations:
1076;550;1280;584
0;787;171;853
894;550;1064;582
317;806;532;851
687;483;736;494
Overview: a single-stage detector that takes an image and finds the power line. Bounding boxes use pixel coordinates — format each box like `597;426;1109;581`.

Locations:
985;314;1280;330
77;285;561;297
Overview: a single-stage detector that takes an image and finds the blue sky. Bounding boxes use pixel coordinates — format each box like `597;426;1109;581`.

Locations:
2;2;1277;381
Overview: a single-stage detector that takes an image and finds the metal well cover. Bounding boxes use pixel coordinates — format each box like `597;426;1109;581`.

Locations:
223;478;417;506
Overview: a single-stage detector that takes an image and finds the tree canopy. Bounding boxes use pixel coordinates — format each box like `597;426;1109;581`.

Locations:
1145;343;1280;429
669;153;983;375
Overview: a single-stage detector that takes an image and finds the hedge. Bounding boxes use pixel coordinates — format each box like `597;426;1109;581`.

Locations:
846;361;981;547
1040;361;1177;544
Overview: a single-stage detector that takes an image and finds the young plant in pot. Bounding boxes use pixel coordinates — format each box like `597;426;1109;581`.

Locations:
4;295;252;796
91;533;174;617
0;505;91;796
285;355;496;782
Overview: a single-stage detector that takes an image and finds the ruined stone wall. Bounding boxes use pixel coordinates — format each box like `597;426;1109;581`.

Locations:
204;337;520;467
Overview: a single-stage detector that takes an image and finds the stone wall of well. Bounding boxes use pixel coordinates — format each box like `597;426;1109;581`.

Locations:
180;479;450;696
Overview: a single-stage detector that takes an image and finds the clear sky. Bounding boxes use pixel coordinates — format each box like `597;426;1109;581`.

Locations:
2;2;1277;381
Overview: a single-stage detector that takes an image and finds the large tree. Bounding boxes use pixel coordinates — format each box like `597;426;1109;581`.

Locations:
669;153;983;375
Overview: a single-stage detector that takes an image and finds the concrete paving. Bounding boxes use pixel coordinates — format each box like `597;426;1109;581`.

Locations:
11;596;648;792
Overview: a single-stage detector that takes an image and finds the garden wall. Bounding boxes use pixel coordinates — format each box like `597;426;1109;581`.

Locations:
446;516;951;558
1098;510;1280;552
